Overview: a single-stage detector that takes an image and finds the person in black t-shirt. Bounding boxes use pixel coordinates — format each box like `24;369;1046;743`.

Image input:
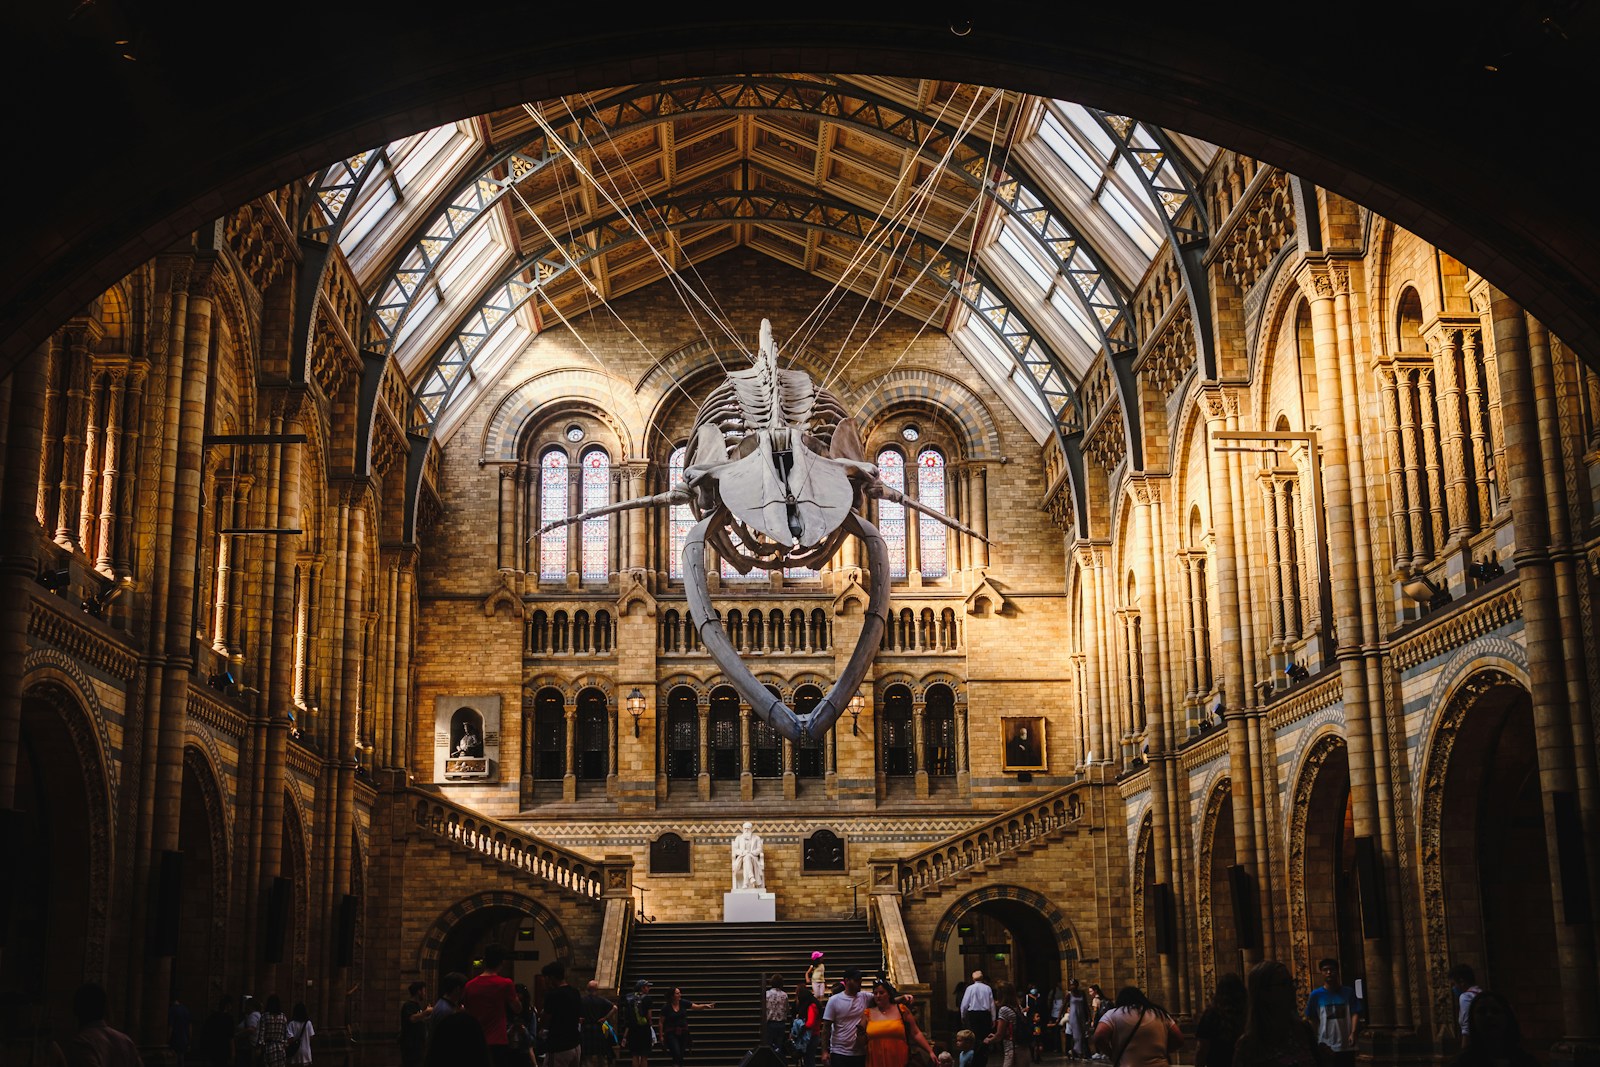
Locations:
1194;973;1246;1067
580;980;619;1067
542;961;585;1067
400;981;432;1067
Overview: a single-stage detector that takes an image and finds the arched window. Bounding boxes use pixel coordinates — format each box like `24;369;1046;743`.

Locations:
709;688;740;780
917;448;948;578
877;448;907;579
539;450;569;581
794;685;825;779
880;686;914;777
925;685;956;777
581;448;611;581
666;688;699;779
668;445;692;580
576;689;608;779
751;686;782;777
533;688;565;779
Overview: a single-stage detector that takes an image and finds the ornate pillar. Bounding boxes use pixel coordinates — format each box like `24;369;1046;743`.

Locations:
564;699;578;802
955;700;969;795
697;698;711;801
1489;289;1600;1049
55;325;97;548
1202;384;1260;966
36;332;64;527
1418;368;1446;553
912;696;928;798
95;369;127;575
114;368;147;577
971;466;989;569
1461;330;1494;523
1275;477;1300;644
739;702;754;800
0;336;50;808
1432;328;1471;537
1377;367;1410;568
1261;471;1285;661
78;367;105;552
1396;367;1427;565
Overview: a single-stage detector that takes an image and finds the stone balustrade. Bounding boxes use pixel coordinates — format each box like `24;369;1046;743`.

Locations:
888;783;1085;897
412;792;603;898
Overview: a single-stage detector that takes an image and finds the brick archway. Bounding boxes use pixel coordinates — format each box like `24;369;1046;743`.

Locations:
417;891;573;978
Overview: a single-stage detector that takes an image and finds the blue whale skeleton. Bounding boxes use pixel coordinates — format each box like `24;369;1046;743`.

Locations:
537;320;987;741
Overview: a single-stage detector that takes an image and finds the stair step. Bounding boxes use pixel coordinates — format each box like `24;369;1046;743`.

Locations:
620;920;881;1066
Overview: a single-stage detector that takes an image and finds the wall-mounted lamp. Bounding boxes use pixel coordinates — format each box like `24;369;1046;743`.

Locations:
627;687;646;738
1400;573;1452;611
848;693;865;735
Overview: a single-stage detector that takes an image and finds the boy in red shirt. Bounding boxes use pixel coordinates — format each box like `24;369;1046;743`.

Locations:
463;944;524;1066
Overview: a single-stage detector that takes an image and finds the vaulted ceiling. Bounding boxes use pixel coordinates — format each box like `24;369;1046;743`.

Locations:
333;74;1209;441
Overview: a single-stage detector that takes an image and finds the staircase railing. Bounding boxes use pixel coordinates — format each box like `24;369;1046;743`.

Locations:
890;782;1086;897
411;790;603;899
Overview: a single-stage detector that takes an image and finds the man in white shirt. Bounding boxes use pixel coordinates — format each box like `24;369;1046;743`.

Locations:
959;970;994;1067
1449;964;1483;1044
821;967;873;1067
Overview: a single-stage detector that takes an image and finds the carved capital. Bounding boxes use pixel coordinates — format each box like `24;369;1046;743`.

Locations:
1296;262;1334;300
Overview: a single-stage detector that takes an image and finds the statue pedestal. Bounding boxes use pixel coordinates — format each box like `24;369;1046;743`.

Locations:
724;888;776;922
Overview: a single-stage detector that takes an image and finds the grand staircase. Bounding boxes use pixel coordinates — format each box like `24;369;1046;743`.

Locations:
618;920;883;1066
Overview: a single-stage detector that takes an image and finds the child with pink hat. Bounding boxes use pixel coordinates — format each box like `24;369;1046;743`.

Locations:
806;951;826;999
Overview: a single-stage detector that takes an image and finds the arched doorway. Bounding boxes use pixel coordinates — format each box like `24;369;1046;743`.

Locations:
1288;736;1360;987
931;887;1079;1034
174;746;228;1009
1198;780;1240;995
422;893;570;1006
1;679;109;1047
1422;670;1560;1052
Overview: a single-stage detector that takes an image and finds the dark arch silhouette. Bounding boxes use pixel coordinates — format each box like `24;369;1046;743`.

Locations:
3;9;1597;372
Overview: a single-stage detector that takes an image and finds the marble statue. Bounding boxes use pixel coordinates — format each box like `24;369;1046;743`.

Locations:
536;319;987;741
732;821;765;890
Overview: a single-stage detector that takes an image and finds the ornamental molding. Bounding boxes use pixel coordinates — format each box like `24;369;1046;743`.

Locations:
186;683;249;740
23;648;121;803
28;595;139;681
1195;777;1232;1002
1266;673;1342;732
1409;633;1529;815
1389;584;1522;671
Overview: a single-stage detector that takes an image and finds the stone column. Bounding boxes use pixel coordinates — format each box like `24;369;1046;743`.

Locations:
783;735;796;800
697;699;711;801
210;476;236;653
1418;368;1446;553
94;371;125;574
0;337;50;809
955;702;969;795
140;264;215;1037
971;466;990;569
564;700;578;801
78;367;105;552
739;703;754;800
1490;289;1600;1050
36;333;64;527
1300;260;1400;1023
55;326;96;548
1201;385;1259;966
114;368;146;577
1396;367;1427;566
1377;367;1410;568
1461;331;1493;523
1261;472;1285;662
1432;328;1470;537
498;465;517;572
913;697;929;798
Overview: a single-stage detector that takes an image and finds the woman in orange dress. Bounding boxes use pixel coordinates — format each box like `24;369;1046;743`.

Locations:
864;980;935;1067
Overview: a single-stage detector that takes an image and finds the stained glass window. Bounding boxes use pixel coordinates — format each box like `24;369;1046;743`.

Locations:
540;450;569;581
669;446;691;580
877;449;907;579
918;448;948;579
581;449;610;581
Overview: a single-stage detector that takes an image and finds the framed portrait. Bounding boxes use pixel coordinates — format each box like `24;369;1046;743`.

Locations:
1000;715;1047;772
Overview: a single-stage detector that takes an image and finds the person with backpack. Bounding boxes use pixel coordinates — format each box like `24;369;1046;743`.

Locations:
624;980;657;1067
1091;987;1181;1067
982;983;1017;1067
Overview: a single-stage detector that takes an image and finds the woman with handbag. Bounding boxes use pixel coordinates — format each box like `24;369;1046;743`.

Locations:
863;980;935;1067
284;1002;315;1065
1091;987;1181;1067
